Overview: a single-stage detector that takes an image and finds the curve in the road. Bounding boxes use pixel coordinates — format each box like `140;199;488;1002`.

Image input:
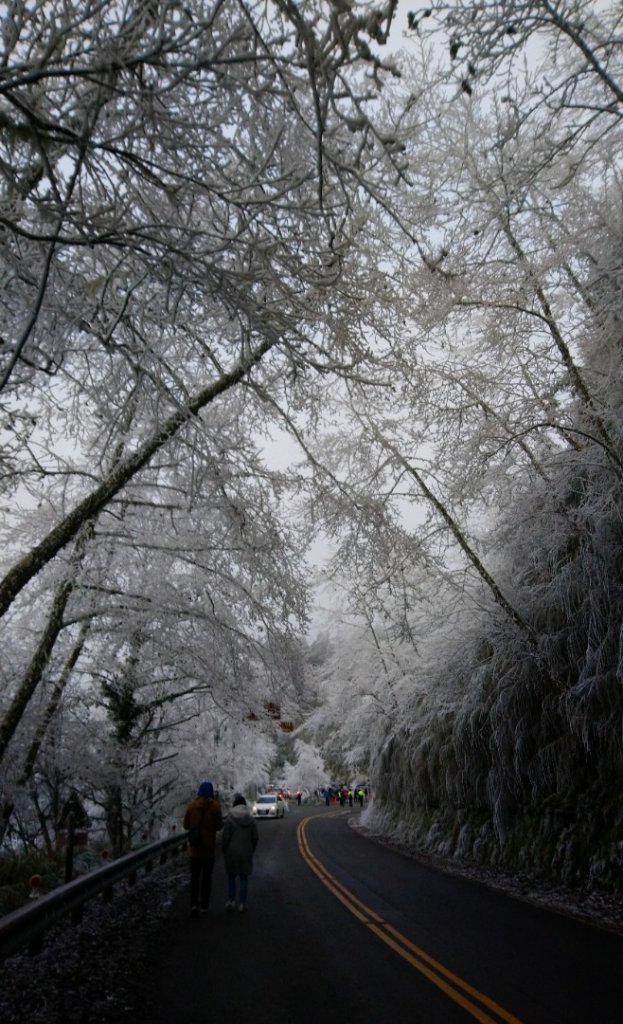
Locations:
297;813;523;1024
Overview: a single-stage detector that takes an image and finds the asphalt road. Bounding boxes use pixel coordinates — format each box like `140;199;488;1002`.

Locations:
135;804;623;1024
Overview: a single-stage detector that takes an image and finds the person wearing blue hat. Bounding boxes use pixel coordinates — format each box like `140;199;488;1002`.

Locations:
183;780;223;918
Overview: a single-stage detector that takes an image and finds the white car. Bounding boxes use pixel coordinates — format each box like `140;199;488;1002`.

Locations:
251;794;285;818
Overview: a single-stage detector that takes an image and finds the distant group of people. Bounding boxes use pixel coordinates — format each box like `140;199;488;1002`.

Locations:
321;785;369;807
183;781;258;917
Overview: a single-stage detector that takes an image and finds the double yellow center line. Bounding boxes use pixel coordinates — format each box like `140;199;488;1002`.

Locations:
297;815;523;1024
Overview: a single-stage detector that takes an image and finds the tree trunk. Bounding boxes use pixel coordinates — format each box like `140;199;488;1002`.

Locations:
0;523;93;764
0;621;91;844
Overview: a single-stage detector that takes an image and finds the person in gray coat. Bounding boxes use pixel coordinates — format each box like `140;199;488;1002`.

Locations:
222;794;259;912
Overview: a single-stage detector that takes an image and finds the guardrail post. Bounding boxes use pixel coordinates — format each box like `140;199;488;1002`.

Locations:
64;821;76;883
100;849;113;902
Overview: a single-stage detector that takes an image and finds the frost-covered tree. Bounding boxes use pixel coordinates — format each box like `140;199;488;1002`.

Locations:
0;1;413;844
297;0;623;638
339;0;623;888
0;0;408;612
0;399;312;846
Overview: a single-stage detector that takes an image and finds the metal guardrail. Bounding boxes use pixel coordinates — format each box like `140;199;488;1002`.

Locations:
0;831;188;963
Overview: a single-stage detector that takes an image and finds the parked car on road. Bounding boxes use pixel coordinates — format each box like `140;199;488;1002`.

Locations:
251;794;286;818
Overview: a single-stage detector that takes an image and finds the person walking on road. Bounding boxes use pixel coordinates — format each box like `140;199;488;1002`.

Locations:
222;794;258;913
183;780;223;918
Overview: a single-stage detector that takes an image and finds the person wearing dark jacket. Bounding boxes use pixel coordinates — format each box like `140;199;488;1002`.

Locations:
222;794;258;912
183;780;223;918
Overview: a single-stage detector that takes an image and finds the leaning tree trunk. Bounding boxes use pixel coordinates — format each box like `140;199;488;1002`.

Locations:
0;336;277;621
0;521;95;766
0;620;92;845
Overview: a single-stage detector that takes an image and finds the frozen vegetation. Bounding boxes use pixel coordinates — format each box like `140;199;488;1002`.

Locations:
1;0;623;904
294;1;623;894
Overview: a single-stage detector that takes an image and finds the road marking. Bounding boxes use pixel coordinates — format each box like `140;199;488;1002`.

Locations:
297;815;524;1024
